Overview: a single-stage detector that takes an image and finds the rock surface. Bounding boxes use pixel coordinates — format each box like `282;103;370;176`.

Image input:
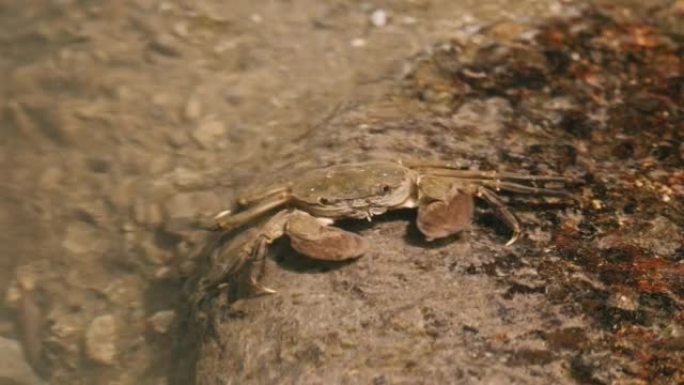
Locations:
192;4;684;385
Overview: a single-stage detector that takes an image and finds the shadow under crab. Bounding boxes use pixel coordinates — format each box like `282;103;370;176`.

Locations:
194;159;576;302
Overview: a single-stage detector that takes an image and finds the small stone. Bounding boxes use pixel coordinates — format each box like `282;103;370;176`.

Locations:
153;266;173;280
142;242;170;265
149;34;182;57
166;129;189;148
401;16;417;25
62;222;97;254
608;292;638;311
85;315;117;365
131;199;163;227
192;118;226;149
149;155;172;174
250;13;263;23
350;38;367;47
39;167;64;189
173;22;189;38
148;310;175;334
172;167;205;189
183;96;202;121
162;193;196;220
0;337;45;385
146;203;164;227
73;200;109;226
370;9;387;27
132;199;147;225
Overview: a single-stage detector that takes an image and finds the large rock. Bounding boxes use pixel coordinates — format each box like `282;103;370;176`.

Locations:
0;336;45;385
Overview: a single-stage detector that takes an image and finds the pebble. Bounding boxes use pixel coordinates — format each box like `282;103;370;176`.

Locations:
0;337;45;385
166;129;190;148
149;34;183;57
39;167;64;189
61;222;97;255
131;199;163;228
172;22;189;38
350;38;367;48
85;315;117;365
370;9;388;27
172;167;206;189
401;16;417;25
147;310;175;334
162;192;198;220
192;118;226;149
142;242;170;265
607;291;639;311
250;13;263;23
183;95;202;121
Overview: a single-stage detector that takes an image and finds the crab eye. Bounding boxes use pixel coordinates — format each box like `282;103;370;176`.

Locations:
318;197;330;204
381;184;391;193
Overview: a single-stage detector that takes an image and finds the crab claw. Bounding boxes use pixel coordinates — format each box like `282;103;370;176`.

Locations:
505;229;521;246
214;209;232;220
253;285;277;295
249;269;277;295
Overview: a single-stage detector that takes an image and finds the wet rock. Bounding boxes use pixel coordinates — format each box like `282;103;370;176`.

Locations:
147;310;175;334
0;336;45;385
635;216;682;256
85;314;117;365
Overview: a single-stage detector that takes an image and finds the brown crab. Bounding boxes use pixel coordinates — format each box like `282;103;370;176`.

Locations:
198;159;573;297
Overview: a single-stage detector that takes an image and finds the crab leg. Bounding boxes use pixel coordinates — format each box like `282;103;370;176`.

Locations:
404;160;571;183
192;227;264;307
237;185;291;207
468;180;570;196
202;210;290;299
419;169;572;183
207;209;368;297
213;193;290;231
475;186;522;246
286;210;368;261
247;235;276;295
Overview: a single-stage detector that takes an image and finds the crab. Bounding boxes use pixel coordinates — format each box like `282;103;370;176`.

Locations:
197;159;573;298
